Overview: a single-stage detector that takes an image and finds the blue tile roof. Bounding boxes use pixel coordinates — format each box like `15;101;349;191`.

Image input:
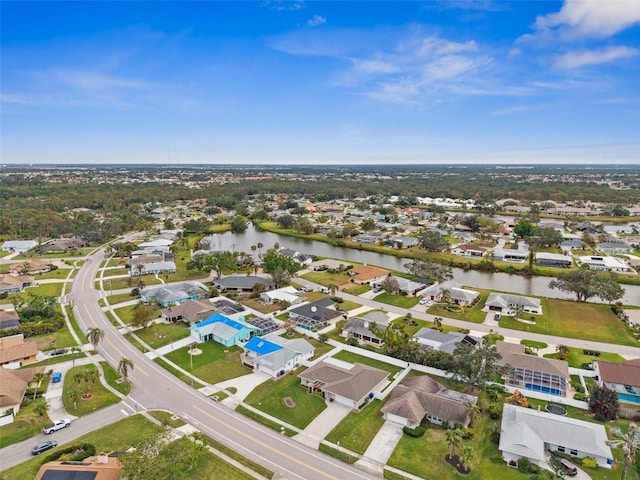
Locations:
244;336;283;355
196;313;245;331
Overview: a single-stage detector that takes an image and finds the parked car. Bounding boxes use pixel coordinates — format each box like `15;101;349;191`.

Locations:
556;458;578;477
425;300;434;307
43;419;71;434
419;297;428;305
50;348;67;356
31;440;57;455
52;372;62;383
494;313;501;321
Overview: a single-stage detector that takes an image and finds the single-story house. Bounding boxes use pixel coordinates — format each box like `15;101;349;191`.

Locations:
288;298;345;331
352;232;385;245
347;265;391;285
34;452;122;480
499;404;613;468
130;260;177;276
596;240;633;254
241;335;314;378
560;239;584;251
451;244;488;258
342;311;389;346
386;236;419;249
382;375;477;428
578;256;636;274
140;281;208;307
0;275;35;294
1;240;38;253
535;252;572;268
190;313;258;346
213;275;275;293
0;366;43;415
260;286;303;305
161;299;218;325
373;276;425;296
594;359;640;404
38;237;87;254
0;334;38;367
130;246;172;258
492;248;528;263
278;248;315;266
298;358;389;411
485;293;542;315
496;341;569;397
243;316;280;335
0;308;20;331
8;259;53;275
138;238;174;249
420;281;479;306
413;328;481;354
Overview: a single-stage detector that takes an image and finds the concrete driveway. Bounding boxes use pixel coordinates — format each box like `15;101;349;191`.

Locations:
214;371;272;407
356;421;404;475
295;401;351;449
45;356;95;421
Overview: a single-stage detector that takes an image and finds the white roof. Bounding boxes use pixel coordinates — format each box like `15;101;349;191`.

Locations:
579;256;630;269
262;286;299;303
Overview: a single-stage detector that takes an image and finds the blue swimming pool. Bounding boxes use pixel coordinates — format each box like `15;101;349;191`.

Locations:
525;383;561;396
618;393;640;404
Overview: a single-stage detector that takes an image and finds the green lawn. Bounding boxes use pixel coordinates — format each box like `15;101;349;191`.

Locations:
62;364;120;416
106;291;137;305
28;282;64;298
543;346;625;368
0;400;53;448
325;399;386;454
343;284;370;295
34;268;75;280
373;292;420;309
0;415;164;480
426;290;489;323
331;350;402;377
301;269;357;287
202;434;274;479
244;368;327;429
30;324;77;351
100;360;131;396
500;298;637;346
148;410;186;428
113;304;161;325
125;323;191;350
163;341;253;384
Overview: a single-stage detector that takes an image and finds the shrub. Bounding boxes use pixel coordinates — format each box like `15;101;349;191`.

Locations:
462;427;474;439
582;457;598;469
517;457;532;473
574;392;587;401
403;426;426;438
488;403;502;419
490;455;504;464
43;443;96;463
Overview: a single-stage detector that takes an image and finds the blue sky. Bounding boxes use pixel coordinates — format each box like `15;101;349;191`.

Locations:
1;1;639;165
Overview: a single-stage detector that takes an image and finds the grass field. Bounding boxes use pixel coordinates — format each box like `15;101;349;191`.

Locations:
543;346;625;368
113;304;161;325
99;361;131;396
373;292;420;309
163;341;253;384
126;323;191;349
62;364;120;416
0;400;53;448
500;298;637;346
106;291;137;305
29;282;64;298
244;368;327;429
32;268;75;280
325;399;386;454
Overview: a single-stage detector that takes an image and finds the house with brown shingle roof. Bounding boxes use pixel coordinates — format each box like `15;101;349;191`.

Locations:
8;259;53;275
0;334;38;367
0;366;43;415
496;341;569;397
594;359;640;404
0;274;35;294
298;358;389;410
161;299;218;325
0;308;20;331
382;375;477;428
347;265;390;285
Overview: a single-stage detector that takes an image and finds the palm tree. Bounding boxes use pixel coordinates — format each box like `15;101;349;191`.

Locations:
118;357;135;383
33;398;49;417
257;242;264;257
465;401;481;427
460;446;479;472
68;389;80;410
70;346;81;368
608;423;640;480
440;288;452;305
32;372;44;400
446;428;463;459
434;317;443;331
86;327;105;350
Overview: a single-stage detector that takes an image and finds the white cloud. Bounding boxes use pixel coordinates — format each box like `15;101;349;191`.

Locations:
307;14;326;27
530;0;640;39
265;1;304;12
554;46;639;69
352;58;400;74
47;69;154;90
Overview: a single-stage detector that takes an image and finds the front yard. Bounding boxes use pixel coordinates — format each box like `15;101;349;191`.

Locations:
125;323;191;350
325;399;386;454
373;292;420;309
244;368;327;429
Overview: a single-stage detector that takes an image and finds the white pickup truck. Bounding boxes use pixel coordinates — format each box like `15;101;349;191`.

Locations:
43;419;71;434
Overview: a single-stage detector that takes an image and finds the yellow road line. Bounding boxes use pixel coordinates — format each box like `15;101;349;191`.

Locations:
82;304;148;376
194;405;338;480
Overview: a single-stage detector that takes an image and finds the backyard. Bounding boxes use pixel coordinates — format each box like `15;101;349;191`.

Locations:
244;367;327;429
331;350;403;377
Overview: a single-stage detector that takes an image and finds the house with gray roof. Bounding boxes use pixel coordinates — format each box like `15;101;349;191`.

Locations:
492;248;528;263
130;260;176;277
535;252;572;268
288;298;345;331
420;281;479;306
596;239;633;254
298;358;389;411
1;240;37;253
373;276;425;297
140;281;208;307
212;275;275;293
499;404;612;468
386;236;419;249
496;341;569;397
382;375;477;428
342;311;389;346
485;293;542;315
413;328;480;354
242;335;314;378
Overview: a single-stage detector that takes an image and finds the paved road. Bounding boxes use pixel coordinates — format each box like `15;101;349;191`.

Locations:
42;247;380;480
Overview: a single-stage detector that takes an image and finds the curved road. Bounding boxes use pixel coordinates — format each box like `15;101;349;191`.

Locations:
65;248;379;480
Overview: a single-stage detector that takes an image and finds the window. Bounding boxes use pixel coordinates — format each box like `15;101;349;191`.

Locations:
557;446;565;453
570;449;578;456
